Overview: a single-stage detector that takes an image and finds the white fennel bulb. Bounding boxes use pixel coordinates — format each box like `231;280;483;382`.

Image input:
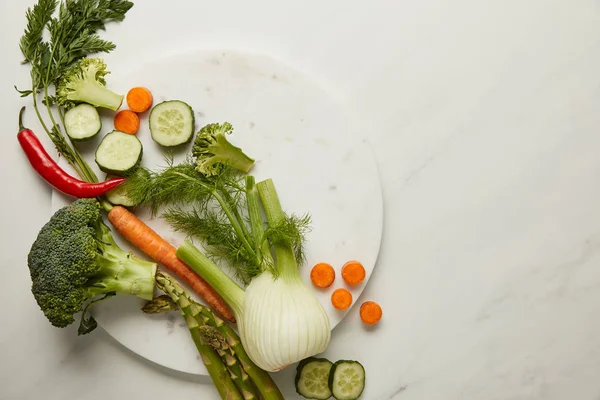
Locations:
240;272;331;371
176;178;332;372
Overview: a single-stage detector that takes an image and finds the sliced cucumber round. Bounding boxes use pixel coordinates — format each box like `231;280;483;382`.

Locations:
104;174;140;207
149;100;195;147
295;357;334;400
328;360;366;400
64;104;102;141
95;130;142;176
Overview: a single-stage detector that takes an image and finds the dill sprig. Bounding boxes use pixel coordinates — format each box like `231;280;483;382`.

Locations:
265;213;312;267
125;159;246;215
17;0;134;185
125;160;216;216
163;207;261;285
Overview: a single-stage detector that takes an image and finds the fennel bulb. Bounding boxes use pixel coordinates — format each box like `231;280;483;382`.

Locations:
176;178;331;372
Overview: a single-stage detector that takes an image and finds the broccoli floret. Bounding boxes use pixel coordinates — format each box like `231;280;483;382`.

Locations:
27;198;157;334
56;58;124;111
192;122;255;176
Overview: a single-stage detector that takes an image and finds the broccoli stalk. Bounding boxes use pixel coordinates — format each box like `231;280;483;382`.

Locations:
56;58;124;111
192;122;255;176
27;198;157;334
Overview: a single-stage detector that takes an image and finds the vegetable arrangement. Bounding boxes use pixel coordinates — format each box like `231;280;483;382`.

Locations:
15;0;382;398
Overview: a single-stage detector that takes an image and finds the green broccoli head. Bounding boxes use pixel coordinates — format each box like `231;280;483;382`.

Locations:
27;199;157;334
56;57;124;111
192;122;255;177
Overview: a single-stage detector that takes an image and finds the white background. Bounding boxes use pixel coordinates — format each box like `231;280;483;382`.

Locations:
2;1;600;399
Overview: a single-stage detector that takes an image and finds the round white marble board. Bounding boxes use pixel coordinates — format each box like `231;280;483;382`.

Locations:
50;49;384;376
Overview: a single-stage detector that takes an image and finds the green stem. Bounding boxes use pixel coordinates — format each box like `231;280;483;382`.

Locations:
155;272;243;400
220;188;253;247
256;179;299;280
196;304;285;400
99;198;113;212
176;240;245;316
30;84;52;135
31;88;85;179
18;106;26;130
212;189;257;262
245;176;274;269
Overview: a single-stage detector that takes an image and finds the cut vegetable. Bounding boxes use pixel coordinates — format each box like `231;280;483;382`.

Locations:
95;130;142;175
149;100;194;147
126;87;153;113
341;261;365;286
295;357;334;400
331;288;352;310
104;174;140;207
107;206;236;322
310;263;336;288
64;104;102;141
328;360;366;400
359;301;382;325
114;109;140;135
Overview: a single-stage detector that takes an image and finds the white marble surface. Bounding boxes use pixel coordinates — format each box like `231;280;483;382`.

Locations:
49;49;384;375
2;0;600;399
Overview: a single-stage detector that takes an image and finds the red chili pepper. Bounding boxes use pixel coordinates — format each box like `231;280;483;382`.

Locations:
17;107;126;198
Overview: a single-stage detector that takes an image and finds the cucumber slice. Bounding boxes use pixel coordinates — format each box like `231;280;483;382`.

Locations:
104;174;140;207
328;360;366;400
64;104;102;141
95;130;143;175
295;357;334;400
149;100;195;147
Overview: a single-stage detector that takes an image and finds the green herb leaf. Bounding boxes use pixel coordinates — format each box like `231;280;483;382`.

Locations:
19;0;57;66
164;207;261;284
14;85;34;97
264;213;312;266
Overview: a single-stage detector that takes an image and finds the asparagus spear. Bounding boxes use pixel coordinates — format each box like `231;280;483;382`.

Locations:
194;302;285;400
154;271;243;400
141;294;177;313
198;326;259;400
144;273;284;400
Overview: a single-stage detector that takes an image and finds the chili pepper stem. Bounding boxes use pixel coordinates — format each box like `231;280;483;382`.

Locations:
18;106;26;131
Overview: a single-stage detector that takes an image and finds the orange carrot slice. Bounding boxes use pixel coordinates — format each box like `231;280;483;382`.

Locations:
341;260;366;285
360;301;382;325
310;262;335;288
114;110;140;135
126;87;153;113
331;288;353;310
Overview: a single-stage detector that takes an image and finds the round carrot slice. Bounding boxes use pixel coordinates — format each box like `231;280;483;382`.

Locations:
113;110;140;135
341;260;366;285
126;87;153;113
331;288;353;310
310;262;335;288
360;301;382;325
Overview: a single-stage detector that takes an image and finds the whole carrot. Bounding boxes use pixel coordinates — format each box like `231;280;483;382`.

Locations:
108;205;235;322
